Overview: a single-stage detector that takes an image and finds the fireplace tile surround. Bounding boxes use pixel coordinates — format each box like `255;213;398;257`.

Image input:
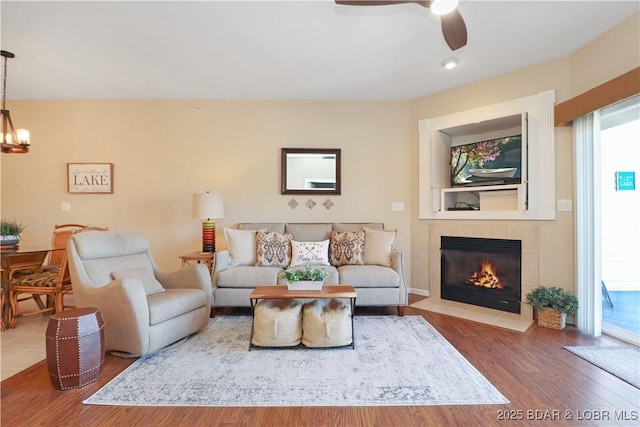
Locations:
423;224;538;332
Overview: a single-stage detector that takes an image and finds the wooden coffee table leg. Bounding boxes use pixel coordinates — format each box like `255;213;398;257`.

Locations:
249;297;257;351
350;297;356;349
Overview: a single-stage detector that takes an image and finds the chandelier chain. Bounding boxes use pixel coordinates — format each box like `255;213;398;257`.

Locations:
2;54;6;111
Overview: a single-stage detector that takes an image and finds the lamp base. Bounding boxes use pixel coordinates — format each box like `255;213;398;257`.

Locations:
202;220;216;253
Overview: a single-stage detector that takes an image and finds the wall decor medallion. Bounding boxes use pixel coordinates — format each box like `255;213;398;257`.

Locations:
67;163;113;194
288;199;299;209
305;199;316;209
323;199;334;210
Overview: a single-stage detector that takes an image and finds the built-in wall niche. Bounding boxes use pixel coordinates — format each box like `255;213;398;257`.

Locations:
418;90;556;220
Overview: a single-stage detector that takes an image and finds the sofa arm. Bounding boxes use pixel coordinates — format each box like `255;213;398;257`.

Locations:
391;249;409;305
156;264;212;308
213;250;230;274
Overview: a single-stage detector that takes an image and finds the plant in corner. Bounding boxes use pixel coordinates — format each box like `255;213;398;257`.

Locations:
525;285;579;330
0;219;26;247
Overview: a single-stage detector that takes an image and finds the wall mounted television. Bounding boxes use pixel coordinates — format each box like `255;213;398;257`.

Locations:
450;134;522;187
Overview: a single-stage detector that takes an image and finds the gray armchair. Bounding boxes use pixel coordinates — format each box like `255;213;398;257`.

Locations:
67;231;211;357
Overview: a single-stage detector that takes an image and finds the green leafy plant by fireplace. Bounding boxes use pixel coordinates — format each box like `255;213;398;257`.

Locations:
279;265;329;282
525;285;579;315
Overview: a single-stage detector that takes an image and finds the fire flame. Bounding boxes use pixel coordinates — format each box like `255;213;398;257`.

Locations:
465;260;504;289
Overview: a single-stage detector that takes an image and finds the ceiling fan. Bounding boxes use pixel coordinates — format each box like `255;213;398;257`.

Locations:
335;0;468;51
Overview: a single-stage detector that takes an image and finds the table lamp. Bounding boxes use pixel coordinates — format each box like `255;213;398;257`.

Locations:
193;192;224;252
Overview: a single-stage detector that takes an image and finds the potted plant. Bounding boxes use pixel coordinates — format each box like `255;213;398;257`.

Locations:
279;265;329;290
525;285;579;330
1;219;26;248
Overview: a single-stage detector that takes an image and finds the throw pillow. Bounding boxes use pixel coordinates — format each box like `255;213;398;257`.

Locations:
224;228;264;266
256;232;292;267
329;230;365;266
111;267;165;295
290;240;330;267
363;227;397;267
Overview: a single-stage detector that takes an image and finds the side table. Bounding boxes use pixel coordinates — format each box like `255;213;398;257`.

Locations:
45;307;105;390
179;251;214;274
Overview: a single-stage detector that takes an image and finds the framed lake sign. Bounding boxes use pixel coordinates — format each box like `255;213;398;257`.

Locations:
67;163;114;194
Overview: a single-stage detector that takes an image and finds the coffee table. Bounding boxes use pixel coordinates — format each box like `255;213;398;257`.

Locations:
249;285;357;350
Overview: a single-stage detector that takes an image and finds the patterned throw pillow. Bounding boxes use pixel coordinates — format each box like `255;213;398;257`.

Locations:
290;240;330;267
329;230;365;266
256;232;292;267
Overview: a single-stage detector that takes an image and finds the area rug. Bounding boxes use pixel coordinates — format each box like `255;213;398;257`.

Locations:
84;316;509;407
564;345;640;389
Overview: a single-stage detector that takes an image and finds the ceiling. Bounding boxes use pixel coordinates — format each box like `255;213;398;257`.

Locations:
1;1;638;100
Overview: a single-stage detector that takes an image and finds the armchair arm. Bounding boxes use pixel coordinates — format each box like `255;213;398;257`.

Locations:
75;278;150;355
155;264;212;308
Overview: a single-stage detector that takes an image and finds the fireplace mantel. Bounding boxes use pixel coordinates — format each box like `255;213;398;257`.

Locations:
424;224;538;331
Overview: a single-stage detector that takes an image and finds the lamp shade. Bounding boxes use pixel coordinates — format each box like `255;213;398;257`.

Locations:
193;192;224;219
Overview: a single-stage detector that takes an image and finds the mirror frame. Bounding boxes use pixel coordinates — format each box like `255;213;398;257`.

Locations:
281;148;341;195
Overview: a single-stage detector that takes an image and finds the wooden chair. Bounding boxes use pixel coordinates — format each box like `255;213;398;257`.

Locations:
5;251;58;328
44;224;88;270
7;226;109;327
1;281;6;331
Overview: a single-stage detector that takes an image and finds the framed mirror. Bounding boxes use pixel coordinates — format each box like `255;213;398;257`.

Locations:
281;148;341;195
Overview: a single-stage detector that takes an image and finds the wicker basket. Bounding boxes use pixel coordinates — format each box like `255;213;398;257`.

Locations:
537;307;566;330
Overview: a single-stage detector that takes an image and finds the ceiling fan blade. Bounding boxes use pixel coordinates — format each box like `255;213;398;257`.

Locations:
440;8;467;50
335;1;430;7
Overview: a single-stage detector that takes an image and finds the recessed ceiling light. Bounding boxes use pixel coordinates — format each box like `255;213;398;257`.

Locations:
442;58;459;70
431;0;459;16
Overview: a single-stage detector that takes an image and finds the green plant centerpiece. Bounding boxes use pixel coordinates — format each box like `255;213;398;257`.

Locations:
1;219;26;248
279;265;329;291
525;285;578;330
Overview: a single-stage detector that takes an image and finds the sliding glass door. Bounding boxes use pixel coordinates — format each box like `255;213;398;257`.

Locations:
599;96;640;345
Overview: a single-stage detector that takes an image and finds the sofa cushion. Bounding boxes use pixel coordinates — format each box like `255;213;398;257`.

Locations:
111;267;165;295
337;265;400;288
285;223;332;241
290;240;330;267
147;288;207;325
332;223;384;233
256;232;292;267
363;227;397;267
329;230;365;266
216;266;283;288
224;228;265;267
239;223;286;234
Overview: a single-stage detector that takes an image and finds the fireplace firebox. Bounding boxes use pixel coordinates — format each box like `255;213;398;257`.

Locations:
441;236;522;314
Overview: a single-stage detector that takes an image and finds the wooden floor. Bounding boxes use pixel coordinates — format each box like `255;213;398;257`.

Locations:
2;295;639;427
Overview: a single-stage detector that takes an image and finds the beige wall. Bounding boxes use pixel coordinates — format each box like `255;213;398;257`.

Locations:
568;12;640;97
0;101;412;271
1;13;637;294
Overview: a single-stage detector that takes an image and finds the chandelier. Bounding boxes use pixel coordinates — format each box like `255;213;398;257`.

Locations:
1;50;30;154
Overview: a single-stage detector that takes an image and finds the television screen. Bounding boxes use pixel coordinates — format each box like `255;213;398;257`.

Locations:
450;134;522;186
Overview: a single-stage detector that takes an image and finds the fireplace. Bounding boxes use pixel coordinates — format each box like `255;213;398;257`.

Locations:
441;236;522;314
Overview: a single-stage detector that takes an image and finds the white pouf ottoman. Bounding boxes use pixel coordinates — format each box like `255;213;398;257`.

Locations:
302;298;352;348
252;299;303;347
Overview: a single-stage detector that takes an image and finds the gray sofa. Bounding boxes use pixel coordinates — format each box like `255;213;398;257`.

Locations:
211;222;408;314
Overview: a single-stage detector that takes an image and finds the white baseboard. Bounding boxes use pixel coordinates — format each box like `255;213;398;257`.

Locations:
409;287;429;297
